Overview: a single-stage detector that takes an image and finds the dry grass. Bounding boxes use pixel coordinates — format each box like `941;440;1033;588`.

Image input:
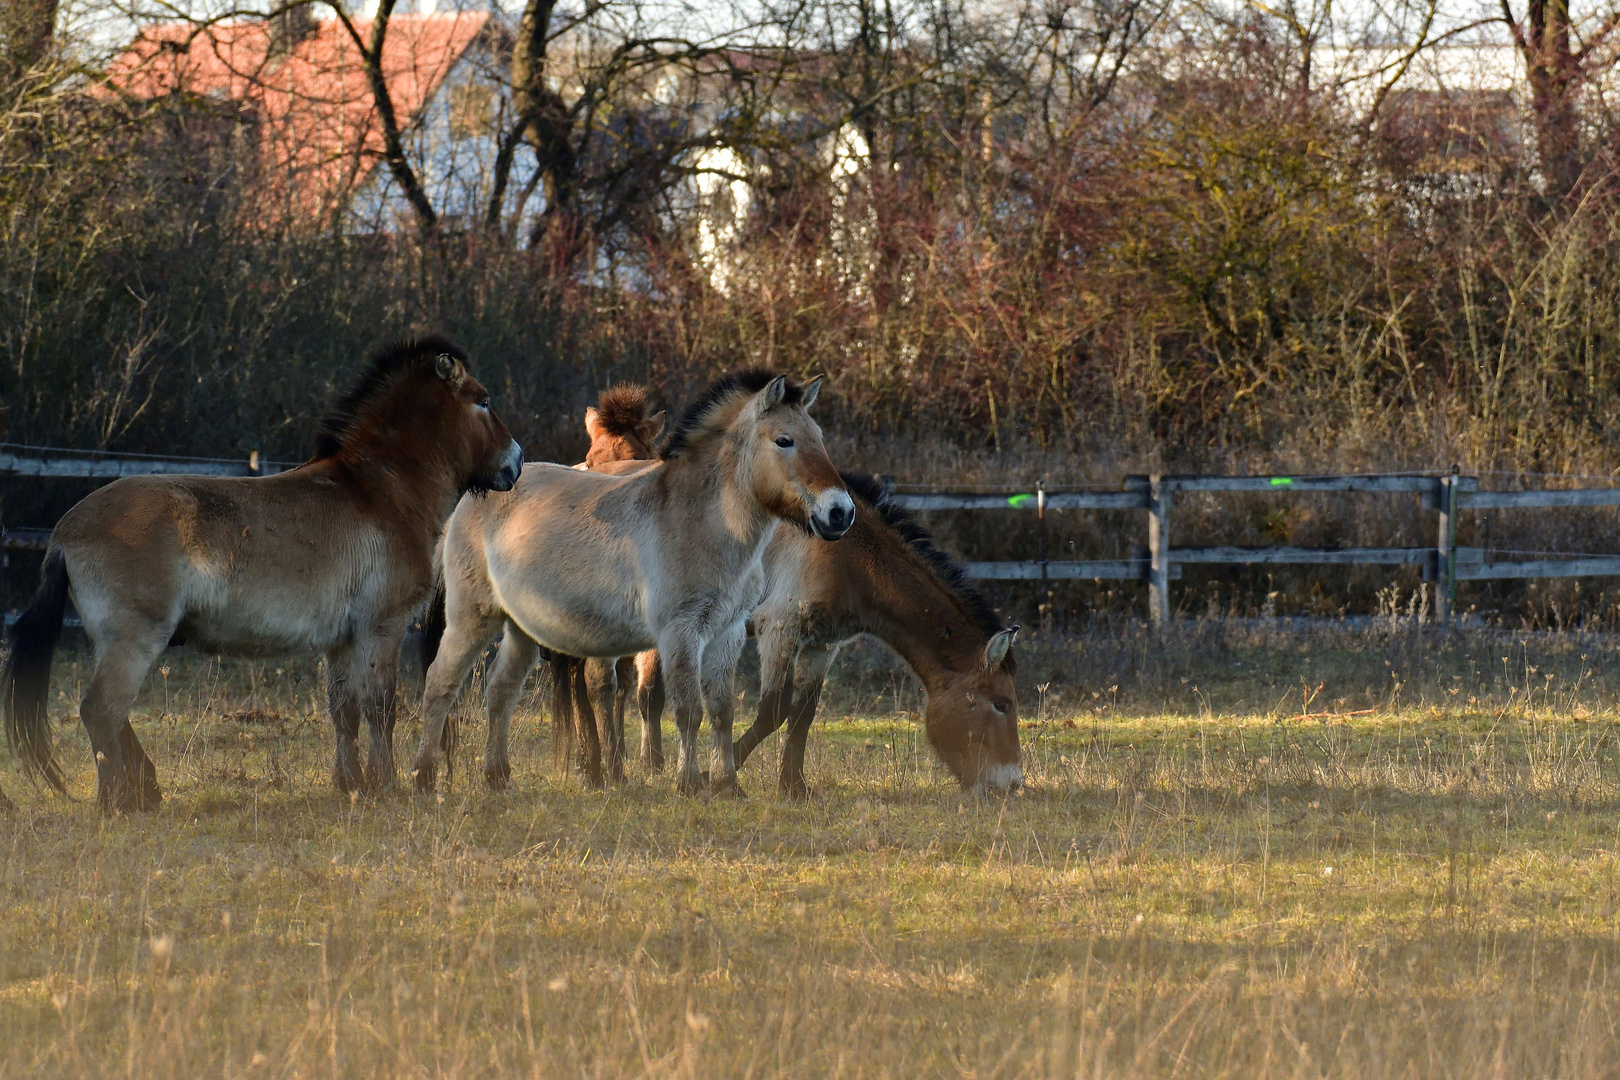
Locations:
5;635;1620;1078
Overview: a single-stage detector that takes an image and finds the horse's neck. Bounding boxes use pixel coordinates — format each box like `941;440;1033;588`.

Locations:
807;524;987;693
663;444;775;560
336;439;463;547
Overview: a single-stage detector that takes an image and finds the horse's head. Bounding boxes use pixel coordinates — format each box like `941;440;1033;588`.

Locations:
315;337;522;495
924;626;1022;794
425;351;524;495
736;375;854;541
583;385;665;468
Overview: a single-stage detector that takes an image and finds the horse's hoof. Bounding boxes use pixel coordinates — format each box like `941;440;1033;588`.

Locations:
98;783;143;816
708;776;745;799
677;772;706;796
484;762;511;791
410;761;437;793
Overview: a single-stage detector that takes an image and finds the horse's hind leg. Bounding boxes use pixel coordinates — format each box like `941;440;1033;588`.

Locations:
409;611;501;793
635;650;663;771
81;636;168;813
586;657;625;783
483;623;538;791
568;660;605;788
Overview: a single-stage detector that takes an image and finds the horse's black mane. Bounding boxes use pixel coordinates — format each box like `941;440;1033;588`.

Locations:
314;334;467;459
839;470;1012;654
658;368;806;460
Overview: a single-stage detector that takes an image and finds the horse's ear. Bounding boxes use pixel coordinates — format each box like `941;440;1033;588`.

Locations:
754;375;788;415
584;406;604;441
982;625;1019;671
801;375;823;409
435;353;463;384
639;409;667;445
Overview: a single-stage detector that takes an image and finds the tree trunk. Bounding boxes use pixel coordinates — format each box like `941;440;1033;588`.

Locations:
1520;0;1583;199
354;0;438;232
510;0;579;245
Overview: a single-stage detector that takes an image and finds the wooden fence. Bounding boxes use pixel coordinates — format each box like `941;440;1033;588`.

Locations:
886;472;1620;626
6;445;1620;625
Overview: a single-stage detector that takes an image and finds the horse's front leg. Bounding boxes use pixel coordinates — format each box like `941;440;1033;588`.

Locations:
325;643;365;795
409;610;501;793
701;623;748;795
657;629;705;795
779;645;834;799
734;623;800;769
355;620;408;792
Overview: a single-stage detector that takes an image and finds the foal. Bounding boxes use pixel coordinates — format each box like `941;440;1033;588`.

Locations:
3;337;523;811
410;371;854;794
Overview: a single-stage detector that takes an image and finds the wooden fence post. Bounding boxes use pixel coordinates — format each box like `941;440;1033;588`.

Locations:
1434;467;1457;627
1149;474;1172;627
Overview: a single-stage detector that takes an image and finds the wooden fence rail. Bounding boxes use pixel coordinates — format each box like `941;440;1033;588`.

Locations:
6;447;1620;626
889;471;1620;625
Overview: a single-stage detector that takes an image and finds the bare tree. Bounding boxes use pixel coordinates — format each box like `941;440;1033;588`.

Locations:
1498;0;1620;198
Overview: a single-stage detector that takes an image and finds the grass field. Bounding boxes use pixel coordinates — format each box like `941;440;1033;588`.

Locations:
5;626;1620;1078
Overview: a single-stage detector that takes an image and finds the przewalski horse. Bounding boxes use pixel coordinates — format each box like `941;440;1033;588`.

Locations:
580;384;665;469
426;385;665;780
2;336;523;812
410;370;854;795
555;386;664;776
733;472;1021;795
564;470;1023;796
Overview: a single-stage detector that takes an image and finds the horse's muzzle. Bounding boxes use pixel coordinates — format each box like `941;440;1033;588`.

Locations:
974;762;1024;795
489;440;524;492
810;490;856;541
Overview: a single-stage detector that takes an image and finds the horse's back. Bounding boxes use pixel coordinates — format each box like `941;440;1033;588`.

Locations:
451;462;658;657
54;471;391;654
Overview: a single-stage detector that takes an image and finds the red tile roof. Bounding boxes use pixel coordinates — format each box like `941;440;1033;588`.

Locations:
108;14;490;224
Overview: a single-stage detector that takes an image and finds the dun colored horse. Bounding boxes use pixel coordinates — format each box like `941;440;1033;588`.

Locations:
410;370;854;795
550;387;665;777
526;392;1024;796
2;336;523;812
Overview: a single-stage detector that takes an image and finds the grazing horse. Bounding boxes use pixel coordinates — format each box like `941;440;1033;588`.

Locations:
2;337;523;812
732;471;1022;795
558;470;1024;796
410;370;854;795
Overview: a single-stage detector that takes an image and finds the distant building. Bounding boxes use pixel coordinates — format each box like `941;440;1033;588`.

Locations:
106;9;522;232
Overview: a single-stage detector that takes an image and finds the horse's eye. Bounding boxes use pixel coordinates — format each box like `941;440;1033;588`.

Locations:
991;700;1007;714
477;397;491;411
774;435;794;449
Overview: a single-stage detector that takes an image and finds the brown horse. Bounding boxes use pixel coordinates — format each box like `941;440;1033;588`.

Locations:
731;471;1021;795
3;336;522;812
410;370;854;794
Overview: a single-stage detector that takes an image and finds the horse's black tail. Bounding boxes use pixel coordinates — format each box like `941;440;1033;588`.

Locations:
3;549;69;795
548;652;576;768
419;586;447;675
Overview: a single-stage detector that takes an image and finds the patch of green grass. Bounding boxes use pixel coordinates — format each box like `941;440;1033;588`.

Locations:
5;643;1620;1077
